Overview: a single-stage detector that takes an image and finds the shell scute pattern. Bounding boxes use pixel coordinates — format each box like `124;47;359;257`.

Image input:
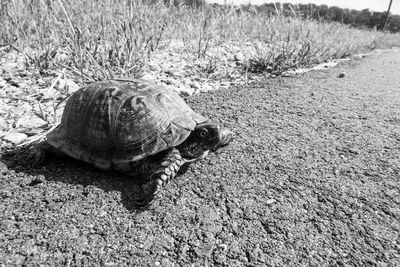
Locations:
114;93;170;151
81;85;123;150
130;95;147;114
46;79;208;166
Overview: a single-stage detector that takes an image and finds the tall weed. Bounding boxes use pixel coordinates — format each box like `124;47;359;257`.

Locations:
1;0;399;78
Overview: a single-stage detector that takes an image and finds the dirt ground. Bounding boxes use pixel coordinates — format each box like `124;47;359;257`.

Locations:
1;49;400;266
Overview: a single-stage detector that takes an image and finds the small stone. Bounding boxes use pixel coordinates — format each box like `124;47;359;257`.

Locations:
179;89;193;97
36;174;46;182
55;78;80;94
338;72;346;78
55;51;69;62
0;160;8;174
0;77;6;88
218;244;228;252
99;211;108;217
0;117;7;131
2;190;12;198
161;78;173;85
28;175;45;186
189;81;201;89
18;116;48;130
43;87;59;99
4;77;19;87
37;78;47;86
3;132;27;144
164;70;174;76
266;199;276;205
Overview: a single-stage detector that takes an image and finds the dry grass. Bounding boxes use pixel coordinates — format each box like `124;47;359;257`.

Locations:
1;0;400;80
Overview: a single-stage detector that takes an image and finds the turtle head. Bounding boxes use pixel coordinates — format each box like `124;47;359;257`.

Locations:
178;122;233;160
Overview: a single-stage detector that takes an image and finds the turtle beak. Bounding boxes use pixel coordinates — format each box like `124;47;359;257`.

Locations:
217;128;233;147
210;128;233;153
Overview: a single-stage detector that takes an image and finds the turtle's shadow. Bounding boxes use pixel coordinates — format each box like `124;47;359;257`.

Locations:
1;147;190;212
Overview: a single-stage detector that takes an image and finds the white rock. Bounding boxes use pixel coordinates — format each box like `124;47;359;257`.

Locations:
0;160;8;173
42;87;60;99
56;53;69;62
3;132;28;144
37;78;46;86
0;77;6;88
218;244;228;251
18;116;48;129
0;117;7;131
55;78;80;94
178;87;195;97
189;81;201;90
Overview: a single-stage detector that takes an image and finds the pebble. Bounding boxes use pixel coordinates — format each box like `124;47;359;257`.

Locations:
178;88;193;97
218;244;228;252
189;81;201;89
36;174;46;182
18;116;48;129
0;78;6;88
0;160;8;174
2;190;12;198
0;117;7;131
4;77;20;87
37;78;46;86
55;78;80;94
28;175;45;186
266;199;276;205
55;53;69;62
338;72;346;78
3;132;28;144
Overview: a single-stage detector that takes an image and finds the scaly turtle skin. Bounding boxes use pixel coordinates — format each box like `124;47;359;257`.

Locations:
35;79;233;207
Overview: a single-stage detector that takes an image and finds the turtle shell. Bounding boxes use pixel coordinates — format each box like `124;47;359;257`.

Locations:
46;79;207;168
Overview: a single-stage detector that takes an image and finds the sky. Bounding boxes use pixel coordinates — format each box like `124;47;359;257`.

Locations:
207;0;400;15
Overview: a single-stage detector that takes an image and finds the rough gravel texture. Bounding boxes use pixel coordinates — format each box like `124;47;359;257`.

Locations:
1;49;400;266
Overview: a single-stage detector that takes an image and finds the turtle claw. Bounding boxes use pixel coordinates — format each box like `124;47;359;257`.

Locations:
30;143;49;167
134;178;162;208
133;148;183;208
32;150;45;167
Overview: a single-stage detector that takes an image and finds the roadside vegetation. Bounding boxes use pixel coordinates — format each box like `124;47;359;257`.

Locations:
1;0;399;81
244;2;400;33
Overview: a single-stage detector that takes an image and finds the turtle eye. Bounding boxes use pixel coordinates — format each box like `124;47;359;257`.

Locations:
199;129;208;138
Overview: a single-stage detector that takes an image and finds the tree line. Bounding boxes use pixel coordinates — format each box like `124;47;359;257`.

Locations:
236;2;400;33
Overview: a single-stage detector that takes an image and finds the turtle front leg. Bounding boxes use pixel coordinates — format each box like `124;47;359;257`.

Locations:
135;148;186;208
31;142;51;167
31;141;67;167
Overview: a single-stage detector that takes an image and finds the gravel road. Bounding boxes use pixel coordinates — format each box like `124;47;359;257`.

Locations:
1;49;400;266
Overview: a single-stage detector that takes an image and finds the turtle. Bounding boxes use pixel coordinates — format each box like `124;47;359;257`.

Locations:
34;78;233;207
